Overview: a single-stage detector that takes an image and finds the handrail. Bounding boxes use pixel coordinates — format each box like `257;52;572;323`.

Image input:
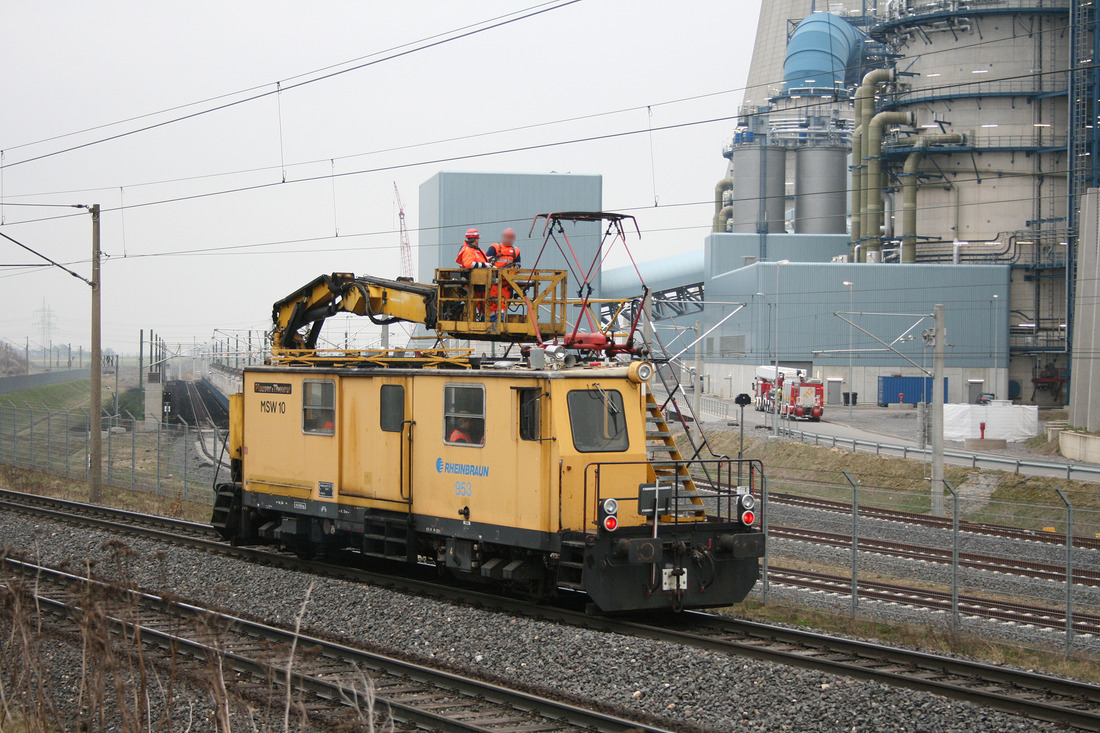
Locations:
581;458;764;529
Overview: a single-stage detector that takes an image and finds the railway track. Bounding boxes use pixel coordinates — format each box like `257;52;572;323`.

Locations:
770;524;1100;587
642;612;1100;731
3;487;1100;729
0;555;671;733
766;564;1100;636
182;379;228;466
769;491;1100;551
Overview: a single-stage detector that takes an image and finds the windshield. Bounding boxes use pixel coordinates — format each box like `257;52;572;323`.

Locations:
567;388;629;453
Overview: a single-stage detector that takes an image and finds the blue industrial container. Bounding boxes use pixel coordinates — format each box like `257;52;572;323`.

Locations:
877;376;948;406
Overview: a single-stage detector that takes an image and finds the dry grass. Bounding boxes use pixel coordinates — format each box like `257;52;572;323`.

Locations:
693;427;1100;535
1022;433;1063;457
732;597;1100;684
0;549;387;732
0;465;210;524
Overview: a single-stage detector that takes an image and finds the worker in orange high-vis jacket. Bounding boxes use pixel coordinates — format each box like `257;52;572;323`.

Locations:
455;228;490;269
455;228;489;319
486;228;521;323
486;228;521;267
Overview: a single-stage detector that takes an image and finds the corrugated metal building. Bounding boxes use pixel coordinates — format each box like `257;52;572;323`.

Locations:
702;261;1010;404
418;171;603;287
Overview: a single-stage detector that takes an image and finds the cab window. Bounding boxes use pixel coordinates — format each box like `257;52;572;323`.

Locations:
567;388;628;452
444;384;485;446
518;388;541;441
303;380;335;435
380;384;404;432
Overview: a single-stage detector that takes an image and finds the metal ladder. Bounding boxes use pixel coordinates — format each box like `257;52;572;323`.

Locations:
644;391;705;516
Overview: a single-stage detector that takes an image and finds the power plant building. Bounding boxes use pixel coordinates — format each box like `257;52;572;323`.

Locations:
421;2;1097;412
605;0;1096;409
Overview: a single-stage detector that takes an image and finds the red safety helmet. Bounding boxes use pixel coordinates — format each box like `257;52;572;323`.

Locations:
465;228;480;241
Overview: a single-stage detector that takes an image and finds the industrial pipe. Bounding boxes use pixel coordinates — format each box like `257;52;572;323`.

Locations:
713;177;733;233
863;110;913;261
883;191;895;239
850;120;863;257
855;68;894;261
717;205;734;234
900;133;964;262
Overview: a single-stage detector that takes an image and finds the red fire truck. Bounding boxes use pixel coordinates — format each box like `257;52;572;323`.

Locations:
753;365;824;421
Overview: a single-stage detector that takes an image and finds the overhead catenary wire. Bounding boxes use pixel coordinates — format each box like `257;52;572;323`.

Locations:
1;153;1084;262
1;1;579;156
3;57;1092;235
0;0;584;170
0;15;1086;208
0;229;91;285
3;3;1079;179
0;180;1093;286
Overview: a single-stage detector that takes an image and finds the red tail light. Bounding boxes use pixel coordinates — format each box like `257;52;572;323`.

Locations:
603;515;619;531
740;510;755;526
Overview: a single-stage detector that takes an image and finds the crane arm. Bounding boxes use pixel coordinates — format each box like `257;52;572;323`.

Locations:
271;272;437;350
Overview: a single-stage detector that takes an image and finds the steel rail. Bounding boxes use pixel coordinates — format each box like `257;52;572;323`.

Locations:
769;491;1100;551
766;565;1100;635
3;487;1100;729
0;556;673;733
770;524;1100;586
183;379;226;466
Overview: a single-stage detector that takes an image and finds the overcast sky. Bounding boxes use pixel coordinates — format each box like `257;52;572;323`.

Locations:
0;1;760;355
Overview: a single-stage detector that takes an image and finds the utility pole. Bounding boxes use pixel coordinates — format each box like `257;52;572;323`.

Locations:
113;355;120;418
772;261;789;432
89;204;103;503
138;330;144;417
24;338;29;374
931;303;945;516
844;281;854;420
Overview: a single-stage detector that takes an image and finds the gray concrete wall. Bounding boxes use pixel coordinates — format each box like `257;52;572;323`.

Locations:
1070;189;1100;431
0;368;90;396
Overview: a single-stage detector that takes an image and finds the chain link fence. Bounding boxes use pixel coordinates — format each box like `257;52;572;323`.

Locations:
1;400;1096;657
758;467;1099;658
0;402;221;505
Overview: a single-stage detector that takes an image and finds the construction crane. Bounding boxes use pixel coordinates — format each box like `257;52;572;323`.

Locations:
394;183;413;279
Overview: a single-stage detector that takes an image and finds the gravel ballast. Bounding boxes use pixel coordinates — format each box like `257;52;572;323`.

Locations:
0;509;1068;732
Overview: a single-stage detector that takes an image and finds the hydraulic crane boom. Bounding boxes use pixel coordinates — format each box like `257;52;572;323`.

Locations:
270;269;570;352
271;273;435;350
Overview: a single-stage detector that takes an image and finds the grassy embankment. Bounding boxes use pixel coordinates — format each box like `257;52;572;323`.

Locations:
700;427;1100;536
1;380;209;522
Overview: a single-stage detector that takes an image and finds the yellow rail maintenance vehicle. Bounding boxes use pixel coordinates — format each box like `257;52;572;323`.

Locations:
212;213;765;612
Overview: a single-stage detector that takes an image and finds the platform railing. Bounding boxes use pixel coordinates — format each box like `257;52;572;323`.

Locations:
582;458;764;530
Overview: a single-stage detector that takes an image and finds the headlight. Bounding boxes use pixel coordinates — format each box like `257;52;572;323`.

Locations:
602;497;619;515
740;493;755;511
628;361;654;383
